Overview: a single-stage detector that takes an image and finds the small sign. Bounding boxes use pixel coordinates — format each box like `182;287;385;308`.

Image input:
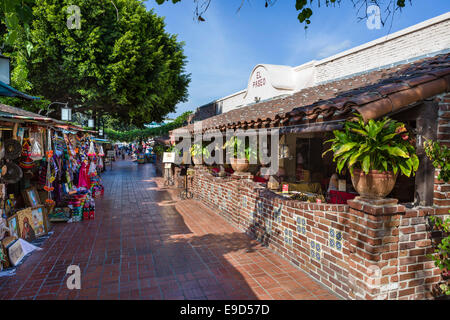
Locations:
164;163;172;169
107;150;115;158
282;184;289;194
163;152;175;163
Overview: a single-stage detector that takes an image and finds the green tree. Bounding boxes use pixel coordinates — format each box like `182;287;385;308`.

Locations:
3;0;190;127
105;110;191;142
0;0;35;45
155;0;411;28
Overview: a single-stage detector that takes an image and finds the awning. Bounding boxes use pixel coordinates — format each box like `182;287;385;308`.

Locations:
0;81;40;101
92;138;110;144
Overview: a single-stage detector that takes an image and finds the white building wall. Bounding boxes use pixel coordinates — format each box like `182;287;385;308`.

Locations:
315;14;450;83
197;12;450;116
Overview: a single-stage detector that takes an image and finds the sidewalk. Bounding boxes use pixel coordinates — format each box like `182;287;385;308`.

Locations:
0;160;338;300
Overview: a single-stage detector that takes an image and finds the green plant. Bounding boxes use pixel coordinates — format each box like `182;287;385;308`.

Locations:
424;139;450;182
167;144;182;156
424;139;450;296
223;136;257;162
190;142;210;159
427;216;450;296
323;114;419;176
153;145;165;156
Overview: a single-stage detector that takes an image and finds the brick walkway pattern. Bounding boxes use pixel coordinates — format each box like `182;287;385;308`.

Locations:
0;160;339;300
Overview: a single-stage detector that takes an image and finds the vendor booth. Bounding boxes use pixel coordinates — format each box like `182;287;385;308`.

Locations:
0;104;104;270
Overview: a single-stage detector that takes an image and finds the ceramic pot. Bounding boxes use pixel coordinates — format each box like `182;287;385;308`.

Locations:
351;169;398;199
230;158;249;173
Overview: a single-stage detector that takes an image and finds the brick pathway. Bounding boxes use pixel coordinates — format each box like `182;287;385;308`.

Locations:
0;160;339;300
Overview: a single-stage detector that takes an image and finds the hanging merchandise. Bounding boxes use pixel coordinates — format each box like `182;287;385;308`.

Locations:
53;135;64;158
78;160;90;189
4;139;22;160
88;160;97;176
19;138;34;171
98;145;104;157
44;130;55;206
30;130;44;160
87;141;96;157
2;162;23;184
97;156;104;171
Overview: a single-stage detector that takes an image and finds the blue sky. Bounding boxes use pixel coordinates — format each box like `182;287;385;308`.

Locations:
146;1;450;118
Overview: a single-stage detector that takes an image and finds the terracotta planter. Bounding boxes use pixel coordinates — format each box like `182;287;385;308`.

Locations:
192;157;202;166
351;169;398;199
230;158;249;173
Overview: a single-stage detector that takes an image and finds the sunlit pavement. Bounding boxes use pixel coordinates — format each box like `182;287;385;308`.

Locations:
0;160;339;300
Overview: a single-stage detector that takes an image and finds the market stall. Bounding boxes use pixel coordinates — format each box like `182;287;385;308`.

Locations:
0;104;104;270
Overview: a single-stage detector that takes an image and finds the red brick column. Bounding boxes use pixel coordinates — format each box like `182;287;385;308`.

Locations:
347;197;405;300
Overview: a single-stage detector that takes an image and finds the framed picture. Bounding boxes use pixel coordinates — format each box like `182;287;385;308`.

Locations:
30;206;47;237
7;239;25;266
22;187;40;207
16;208;36;242
7;214;19;238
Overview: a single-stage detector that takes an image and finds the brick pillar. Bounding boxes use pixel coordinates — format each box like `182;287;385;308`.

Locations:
347;197;405;300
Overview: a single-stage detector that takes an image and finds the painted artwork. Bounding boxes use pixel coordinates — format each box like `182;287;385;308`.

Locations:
31;207;46;237
16;208;36;242
7;214;19;238
28;189;39;207
8;240;25;266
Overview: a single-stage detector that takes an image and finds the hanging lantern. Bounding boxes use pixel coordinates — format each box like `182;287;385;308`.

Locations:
61;106;72;121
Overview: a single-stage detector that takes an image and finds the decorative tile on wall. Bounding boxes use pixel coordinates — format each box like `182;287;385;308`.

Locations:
329;227;343;251
256;200;264;215
295;215;307;235
265;219;272;235
284;227;293;246
273;204;282;224
310;240;322;262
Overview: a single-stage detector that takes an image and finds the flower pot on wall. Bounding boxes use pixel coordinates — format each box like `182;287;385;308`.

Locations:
192;157;202;166
230;158;249;173
351;169;398;199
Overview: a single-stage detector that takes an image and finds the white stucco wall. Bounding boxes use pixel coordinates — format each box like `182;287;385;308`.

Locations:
314;13;450;84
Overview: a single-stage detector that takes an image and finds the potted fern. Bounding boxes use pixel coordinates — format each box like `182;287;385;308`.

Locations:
323;114;419;199
223;136;257;173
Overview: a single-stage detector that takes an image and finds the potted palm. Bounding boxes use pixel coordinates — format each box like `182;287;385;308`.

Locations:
223;136;257;173
323;114;419;199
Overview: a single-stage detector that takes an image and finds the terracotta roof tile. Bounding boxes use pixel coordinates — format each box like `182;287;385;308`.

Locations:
175;53;450;133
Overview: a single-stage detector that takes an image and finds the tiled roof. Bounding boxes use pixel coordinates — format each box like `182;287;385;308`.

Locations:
175;53;450;133
0;103;53;121
0;103;89;132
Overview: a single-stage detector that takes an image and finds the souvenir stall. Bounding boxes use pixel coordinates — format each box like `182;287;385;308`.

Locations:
0;106;104;270
44;129;105;222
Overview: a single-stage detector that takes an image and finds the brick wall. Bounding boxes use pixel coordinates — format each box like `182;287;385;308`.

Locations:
176;92;450;300
184;165;448;300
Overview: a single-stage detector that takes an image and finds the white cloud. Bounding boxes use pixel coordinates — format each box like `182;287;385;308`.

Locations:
317;39;352;58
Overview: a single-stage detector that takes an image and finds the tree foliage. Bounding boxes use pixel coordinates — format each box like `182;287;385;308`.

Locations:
155;0;411;28
0;0;35;45
3;0;190;127
105;110;192;141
